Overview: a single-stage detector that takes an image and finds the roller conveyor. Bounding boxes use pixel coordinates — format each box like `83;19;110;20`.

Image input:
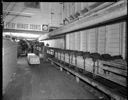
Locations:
47;47;127;100
48;47;127;86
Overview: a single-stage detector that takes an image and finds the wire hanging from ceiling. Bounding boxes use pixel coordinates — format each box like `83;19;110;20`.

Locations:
3;2;11;11
3;2;17;19
5;7;27;26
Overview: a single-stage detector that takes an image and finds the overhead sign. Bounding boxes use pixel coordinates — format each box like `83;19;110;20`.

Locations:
4;22;49;32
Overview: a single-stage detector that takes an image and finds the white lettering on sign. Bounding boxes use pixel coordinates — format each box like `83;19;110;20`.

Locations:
30;24;41;31
17;23;29;29
4;22;44;32
5;22;16;29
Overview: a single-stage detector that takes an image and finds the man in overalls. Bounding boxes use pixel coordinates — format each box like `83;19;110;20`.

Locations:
43;43;49;62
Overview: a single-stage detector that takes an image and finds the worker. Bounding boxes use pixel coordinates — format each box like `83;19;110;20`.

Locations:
39;42;44;59
42;43;49;62
31;45;34;53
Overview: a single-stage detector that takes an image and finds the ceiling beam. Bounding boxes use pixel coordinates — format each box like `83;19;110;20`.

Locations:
3;29;48;35
3;12;32;17
3;10;34;16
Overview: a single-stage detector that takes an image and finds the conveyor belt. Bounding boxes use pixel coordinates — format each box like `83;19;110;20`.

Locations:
47;49;127;87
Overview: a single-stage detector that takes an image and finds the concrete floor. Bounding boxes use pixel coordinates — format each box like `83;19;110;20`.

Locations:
3;57;98;100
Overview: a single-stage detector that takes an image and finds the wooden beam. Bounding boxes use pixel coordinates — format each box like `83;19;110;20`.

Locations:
3;10;34;16
100;60;127;70
100;65;127;77
3;29;47;35
97;73;126;87
3;13;31;18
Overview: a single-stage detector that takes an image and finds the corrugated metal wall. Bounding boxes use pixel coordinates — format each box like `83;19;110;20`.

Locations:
106;23;120;55
122;21;126;59
46;21;126;59
65;21;126;59
75;3;81;13
63;2;96;21
69;33;72;50
66;34;70;49
75;32;80;51
80;30;88;51
88;28;96;53
97;26;106;54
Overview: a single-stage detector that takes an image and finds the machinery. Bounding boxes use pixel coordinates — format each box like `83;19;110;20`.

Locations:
17;40;28;57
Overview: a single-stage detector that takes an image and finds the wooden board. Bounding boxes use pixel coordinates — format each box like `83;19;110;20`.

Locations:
99;60;127;70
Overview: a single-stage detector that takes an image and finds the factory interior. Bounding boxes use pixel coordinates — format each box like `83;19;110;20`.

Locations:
2;1;127;100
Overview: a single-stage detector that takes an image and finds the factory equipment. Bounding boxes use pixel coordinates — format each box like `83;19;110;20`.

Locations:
17;40;28;57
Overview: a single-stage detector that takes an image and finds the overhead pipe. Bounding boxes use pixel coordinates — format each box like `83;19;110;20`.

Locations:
6;7;27;25
3;13;31;18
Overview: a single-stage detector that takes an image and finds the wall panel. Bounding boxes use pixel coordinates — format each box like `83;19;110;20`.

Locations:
66;34;70;49
72;33;75;50
43;38;64;49
88;28;96;53
106;23;120;55
65;21;126;59
122;21;126;59
71;3;75;15
75;3;81;13
69;34;72;50
75;32;80;51
64;3;68;19
97;26;106;54
69;33;72;50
